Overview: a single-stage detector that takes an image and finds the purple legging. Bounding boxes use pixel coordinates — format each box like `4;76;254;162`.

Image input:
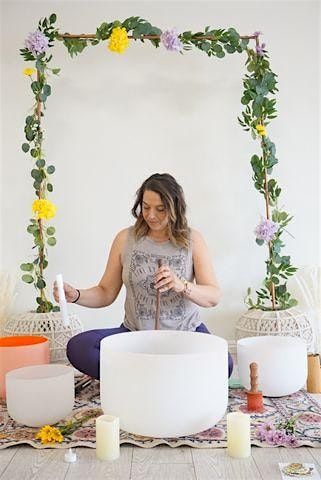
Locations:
67;323;233;379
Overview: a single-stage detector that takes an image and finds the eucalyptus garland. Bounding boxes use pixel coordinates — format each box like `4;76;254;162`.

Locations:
20;14;297;312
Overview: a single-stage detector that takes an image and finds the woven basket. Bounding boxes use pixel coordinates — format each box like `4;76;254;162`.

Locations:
3;312;83;363
235;307;314;352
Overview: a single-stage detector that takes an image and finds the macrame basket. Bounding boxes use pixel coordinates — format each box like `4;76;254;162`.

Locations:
3;312;83;363
235;307;314;352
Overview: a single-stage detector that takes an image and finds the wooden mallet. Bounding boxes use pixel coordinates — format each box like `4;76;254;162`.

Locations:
246;362;264;412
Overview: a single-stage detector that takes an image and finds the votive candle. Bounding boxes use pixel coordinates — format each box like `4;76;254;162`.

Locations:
227;411;251;458
96;414;120;461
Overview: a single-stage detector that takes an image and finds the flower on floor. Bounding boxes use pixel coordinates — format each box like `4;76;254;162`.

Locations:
35;425;64;445
108;27;129;53
32;199;57;220
34;409;102;444
255;417;298;447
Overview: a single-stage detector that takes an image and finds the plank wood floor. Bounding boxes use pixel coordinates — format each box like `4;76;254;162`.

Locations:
1;371;320;480
1;444;321;480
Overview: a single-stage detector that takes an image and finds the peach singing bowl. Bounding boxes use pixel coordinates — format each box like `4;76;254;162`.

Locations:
0;335;49;399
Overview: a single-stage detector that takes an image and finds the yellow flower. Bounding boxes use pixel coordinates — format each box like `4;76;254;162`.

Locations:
35;425;64;445
23;68;36;76
108;27;130;54
256;124;267;137
32;199;57;220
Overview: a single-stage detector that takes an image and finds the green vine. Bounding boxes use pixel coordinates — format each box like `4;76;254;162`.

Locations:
20;14;297;312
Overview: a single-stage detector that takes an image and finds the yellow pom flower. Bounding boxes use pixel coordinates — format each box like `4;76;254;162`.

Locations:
32;199;57;220
256;124;267;137
108;27;129;54
35;425;64;445
23;68;36;76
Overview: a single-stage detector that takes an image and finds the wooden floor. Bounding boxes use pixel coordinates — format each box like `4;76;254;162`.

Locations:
1;444;321;480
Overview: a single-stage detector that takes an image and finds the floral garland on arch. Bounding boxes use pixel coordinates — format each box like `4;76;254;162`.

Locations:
20;14;297;313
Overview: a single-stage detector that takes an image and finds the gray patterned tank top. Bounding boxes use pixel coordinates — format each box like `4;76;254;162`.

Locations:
121;227;201;331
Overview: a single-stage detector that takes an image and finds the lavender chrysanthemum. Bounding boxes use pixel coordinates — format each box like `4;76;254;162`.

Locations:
25;31;49;56
256;42;266;57
160;28;183;52
255;218;278;242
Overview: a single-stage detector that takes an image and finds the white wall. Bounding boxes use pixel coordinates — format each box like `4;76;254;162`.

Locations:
1;0;319;339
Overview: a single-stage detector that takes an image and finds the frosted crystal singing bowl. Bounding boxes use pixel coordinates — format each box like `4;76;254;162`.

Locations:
6;364;74;427
237;335;307;397
100;330;228;438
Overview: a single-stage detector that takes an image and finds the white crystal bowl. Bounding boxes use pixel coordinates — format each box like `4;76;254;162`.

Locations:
237;336;307;397
6;364;74;427
100;330;228;437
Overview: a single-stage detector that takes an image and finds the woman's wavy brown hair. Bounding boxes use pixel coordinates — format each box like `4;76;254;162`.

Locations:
132;173;190;248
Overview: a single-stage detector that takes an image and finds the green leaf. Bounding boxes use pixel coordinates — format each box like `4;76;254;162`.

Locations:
43;84;51;96
49;13;57;24
26;130;35;141
47;165;55;174
52;68;61;75
22;143;30;153
36;278;46;289
27;224;39;234
47;183;53;192
31;169;42;181
255;238;264;246
30;148;38;158
20;263;34;271
36;159;46;168
47;236;56;246
47;226;55;235
22;274;34;283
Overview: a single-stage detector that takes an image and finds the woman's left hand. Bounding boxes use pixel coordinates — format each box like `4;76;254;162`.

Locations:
154;264;184;293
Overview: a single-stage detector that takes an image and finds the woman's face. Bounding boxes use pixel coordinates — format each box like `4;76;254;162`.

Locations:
142;190;169;232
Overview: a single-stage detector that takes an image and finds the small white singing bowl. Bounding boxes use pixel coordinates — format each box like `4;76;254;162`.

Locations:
100;330;228;438
237;335;307;397
6;364;74;427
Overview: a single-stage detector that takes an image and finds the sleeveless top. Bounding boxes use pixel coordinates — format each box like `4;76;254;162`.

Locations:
121;227;201;331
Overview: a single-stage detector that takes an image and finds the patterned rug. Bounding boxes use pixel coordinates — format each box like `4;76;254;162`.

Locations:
1;380;321;449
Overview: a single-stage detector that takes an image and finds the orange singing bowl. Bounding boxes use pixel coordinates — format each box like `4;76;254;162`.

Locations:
0;335;50;399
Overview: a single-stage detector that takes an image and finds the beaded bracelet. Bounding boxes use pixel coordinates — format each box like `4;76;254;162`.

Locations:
182;278;192;296
72;289;81;303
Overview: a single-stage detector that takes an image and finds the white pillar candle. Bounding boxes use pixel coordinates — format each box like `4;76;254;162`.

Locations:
56;273;69;327
227;411;251;458
96;414;120;461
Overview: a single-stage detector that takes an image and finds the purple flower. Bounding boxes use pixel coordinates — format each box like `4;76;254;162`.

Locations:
256;42;266;57
270;429;288;446
255;218;278;243
285;434;299;447
25;31;49;56
255;422;276;442
160;28;183;52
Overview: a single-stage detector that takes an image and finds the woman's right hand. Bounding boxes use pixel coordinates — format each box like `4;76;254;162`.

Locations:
53;281;79;303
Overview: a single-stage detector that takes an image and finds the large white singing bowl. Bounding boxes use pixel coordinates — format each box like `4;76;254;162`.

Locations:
100;330;228;438
237;336;307;397
6;364;74;427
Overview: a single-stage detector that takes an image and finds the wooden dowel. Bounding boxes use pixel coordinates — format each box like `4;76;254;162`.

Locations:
155;259;162;330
